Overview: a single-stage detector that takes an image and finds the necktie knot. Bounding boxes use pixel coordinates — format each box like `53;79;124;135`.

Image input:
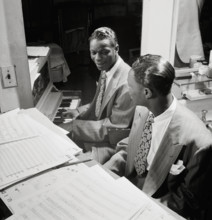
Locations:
101;71;107;80
147;112;154;124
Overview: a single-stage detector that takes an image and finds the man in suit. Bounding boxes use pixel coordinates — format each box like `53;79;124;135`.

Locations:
60;27;135;164
104;54;212;219
175;0;205;67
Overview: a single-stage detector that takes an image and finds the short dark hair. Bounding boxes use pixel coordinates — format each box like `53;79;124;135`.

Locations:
88;27;118;47
132;54;175;96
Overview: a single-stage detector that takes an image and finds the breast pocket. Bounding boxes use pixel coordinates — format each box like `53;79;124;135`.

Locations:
168;160;187;191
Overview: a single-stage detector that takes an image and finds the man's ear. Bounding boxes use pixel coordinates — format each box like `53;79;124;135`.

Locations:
115;44;119;53
144;88;152;99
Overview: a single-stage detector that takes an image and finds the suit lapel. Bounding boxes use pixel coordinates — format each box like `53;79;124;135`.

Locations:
101;72;119;110
125;107;149;176
97;60;124;118
143;104;184;196
142;132;183;196
85;72;103;119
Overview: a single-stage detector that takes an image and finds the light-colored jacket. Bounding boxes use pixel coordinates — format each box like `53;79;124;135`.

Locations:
176;0;205;63
105;103;212;218
72;58;135;163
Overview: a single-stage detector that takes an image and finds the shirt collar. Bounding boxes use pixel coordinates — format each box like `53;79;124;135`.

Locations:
154;95;177;123
105;55;121;78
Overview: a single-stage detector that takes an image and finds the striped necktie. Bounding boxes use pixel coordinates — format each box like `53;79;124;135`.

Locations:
95;71;107;118
134;113;154;176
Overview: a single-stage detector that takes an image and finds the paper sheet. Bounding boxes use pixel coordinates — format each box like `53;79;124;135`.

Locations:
19;108;71;141
0;108;183;220
0;113;42;145
6;168;140;220
27;46;49;57
0;109;81;190
6;165;182;220
116;178;180;220
0;163;86;213
0;135;77;189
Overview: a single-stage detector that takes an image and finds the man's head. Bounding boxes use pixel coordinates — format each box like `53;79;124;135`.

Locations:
128;54;175;106
89;27;119;72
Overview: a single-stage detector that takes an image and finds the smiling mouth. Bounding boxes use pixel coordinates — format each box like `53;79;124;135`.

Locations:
96;64;105;70
96;63;104;66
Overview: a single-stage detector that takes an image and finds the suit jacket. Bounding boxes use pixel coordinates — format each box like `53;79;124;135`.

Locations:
176;0;205;63
72;57;135;163
105;103;212;219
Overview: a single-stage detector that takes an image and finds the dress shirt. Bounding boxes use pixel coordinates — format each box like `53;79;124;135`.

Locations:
105;56;121;89
147;96;177;170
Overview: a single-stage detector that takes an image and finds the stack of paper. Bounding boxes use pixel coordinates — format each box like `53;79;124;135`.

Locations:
0;109;81;190
0;163;88;213
27;46;49;57
0;109;184;220
1;164;183;220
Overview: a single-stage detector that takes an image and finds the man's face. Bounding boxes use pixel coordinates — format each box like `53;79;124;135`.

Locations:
89;38;118;72
128;69;147;106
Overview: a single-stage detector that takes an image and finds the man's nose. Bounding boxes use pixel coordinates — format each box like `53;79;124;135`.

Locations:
95;53;102;61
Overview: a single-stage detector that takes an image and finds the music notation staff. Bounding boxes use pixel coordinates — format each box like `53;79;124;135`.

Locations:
0;108;82;190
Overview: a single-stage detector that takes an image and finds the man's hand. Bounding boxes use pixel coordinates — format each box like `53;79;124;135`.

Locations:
58;120;74;133
62;109;79;119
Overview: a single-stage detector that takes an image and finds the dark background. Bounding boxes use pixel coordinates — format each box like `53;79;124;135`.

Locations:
21;0;142;104
21;0;212;104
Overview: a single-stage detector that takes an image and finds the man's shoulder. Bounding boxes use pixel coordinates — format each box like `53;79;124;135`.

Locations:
173;101;212;146
133;106;149;121
175;101;203;123
113;59;131;86
117;58;131;72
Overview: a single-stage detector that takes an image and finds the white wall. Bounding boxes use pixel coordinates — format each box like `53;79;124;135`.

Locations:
141;0;179;65
0;0;33;112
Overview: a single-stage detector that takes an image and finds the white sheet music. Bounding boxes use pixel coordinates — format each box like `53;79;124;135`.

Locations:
27;46;49;57
0;163;86;213
0;109;82;190
6;167;142;220
0;112;51;145
0;135;77;190
19;108;70;140
0;109;81;147
117;178;180;220
6;165;182;220
1;108;183;220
